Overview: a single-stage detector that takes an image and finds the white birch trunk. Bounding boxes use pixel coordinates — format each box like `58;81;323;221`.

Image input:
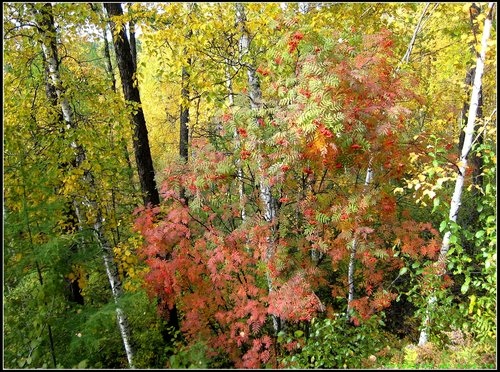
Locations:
396;3;434;74
347;163;373;316
236;2;280;333
401;3;431;63
37;5;135;366
226;63;246;221
418;2;495;346
95;214;135;368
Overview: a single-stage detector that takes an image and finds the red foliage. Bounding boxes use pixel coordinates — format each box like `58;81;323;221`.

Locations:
222;113;232;123
256;65;270;76
299;88;311;98
240;149;251;160
288;31;304;53
280;164;290;172
132;26;442;369
237;127;248;137
268;273;325;322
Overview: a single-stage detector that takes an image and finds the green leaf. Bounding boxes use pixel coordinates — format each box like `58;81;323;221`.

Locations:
439;220;447;232
461;277;471;294
449;234;458;245
77;360;88;368
399;267;408;276
294;330;304;338
475;230;485;239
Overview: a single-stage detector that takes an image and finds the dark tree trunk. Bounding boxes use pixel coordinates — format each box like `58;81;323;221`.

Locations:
104;2;160;207
129;18;137;73
35;261;57;368
102;24;117;93
105;2;180;344
179;65;190;163
178;29;191;204
97;5;136;190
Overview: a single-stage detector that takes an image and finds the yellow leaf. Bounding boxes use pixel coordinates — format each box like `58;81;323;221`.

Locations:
423;189;436;199
393;187;404;194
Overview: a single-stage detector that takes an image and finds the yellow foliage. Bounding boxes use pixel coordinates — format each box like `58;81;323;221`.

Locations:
112;235;147;292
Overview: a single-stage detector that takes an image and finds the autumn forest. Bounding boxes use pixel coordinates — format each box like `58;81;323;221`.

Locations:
3;2;497;369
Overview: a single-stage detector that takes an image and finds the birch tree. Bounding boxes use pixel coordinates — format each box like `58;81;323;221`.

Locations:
347;164;373;316
34;3;135;367
418;2;495;347
235;2;281;333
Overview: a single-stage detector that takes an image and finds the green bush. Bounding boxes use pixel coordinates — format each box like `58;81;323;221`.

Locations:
277;315;397;368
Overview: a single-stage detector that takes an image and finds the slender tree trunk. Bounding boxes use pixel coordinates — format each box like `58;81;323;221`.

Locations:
179;19;194;172
347;163;373;316
36;3;135;367
236;2;280;333
128;12;137;73
38;3;85;305
95;4;137;191
460;70;484;188
418;2;495;346
226;62;246;221
104;2;160;207
178;3;194;172
178;26;192;205
402;3;431;63
459;3;485;189
100;13;117;93
179;65;190;164
396;2;434;73
92;4;132;245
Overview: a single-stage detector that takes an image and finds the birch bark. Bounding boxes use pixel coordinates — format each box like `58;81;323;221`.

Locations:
235;2;280;333
36;3;135;367
225;63;247;221
347;163;373;316
418;2;495;346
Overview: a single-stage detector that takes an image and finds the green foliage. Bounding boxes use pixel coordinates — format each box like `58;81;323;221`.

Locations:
118;291;173;368
453;139;497;342
167;331;210;369
65;302;127;368
385;334;496;369
278;316;397;368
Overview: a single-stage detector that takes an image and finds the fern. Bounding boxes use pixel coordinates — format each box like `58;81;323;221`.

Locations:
297;107;321;127
315;212;330;224
308;78;324;94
